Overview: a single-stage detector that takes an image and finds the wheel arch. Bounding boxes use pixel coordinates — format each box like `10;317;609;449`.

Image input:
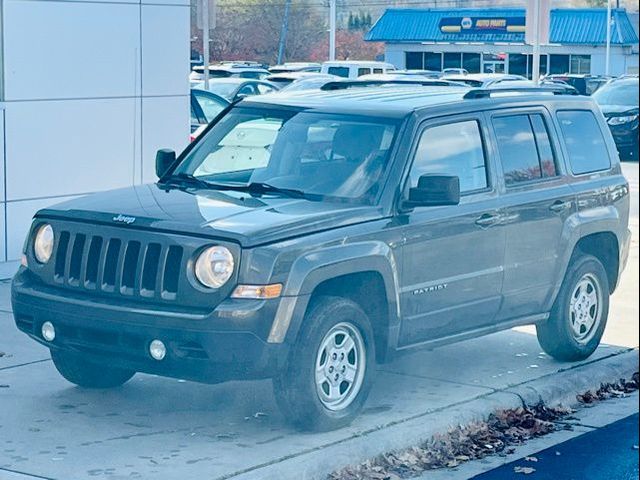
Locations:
280;242;401;363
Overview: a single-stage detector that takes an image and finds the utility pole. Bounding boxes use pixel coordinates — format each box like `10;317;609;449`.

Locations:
605;0;612;76
277;0;292;65
329;0;336;61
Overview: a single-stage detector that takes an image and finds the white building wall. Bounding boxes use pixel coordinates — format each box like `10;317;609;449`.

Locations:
0;0;189;262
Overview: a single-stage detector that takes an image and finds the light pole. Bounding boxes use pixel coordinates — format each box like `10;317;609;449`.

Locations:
605;0;612;76
329;0;336;61
202;0;210;87
531;0;541;85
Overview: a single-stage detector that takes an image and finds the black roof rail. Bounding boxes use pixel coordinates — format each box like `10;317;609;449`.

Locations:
463;86;576;99
320;79;462;91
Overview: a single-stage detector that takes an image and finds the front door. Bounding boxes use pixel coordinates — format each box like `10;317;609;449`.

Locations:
488;110;576;320
398;116;506;347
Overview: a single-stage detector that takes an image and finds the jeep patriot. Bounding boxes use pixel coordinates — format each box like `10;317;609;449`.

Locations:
12;85;631;431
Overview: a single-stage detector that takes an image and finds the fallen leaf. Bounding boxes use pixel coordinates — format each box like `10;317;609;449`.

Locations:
514;466;536;474
525;456;538;462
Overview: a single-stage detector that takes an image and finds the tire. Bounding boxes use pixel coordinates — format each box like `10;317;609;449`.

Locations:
51;349;135;388
537;254;609;362
273;296;376;431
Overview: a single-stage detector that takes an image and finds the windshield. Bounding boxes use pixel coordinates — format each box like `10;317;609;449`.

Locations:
173;107;399;204
593;81;639;106
195;81;239;98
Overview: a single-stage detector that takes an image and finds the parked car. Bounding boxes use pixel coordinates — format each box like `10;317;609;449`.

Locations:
189;62;270;82
194;77;279;102
593;76;639;161
392;69;442;79
320;60;396;79
14;86;630;432
268;62;321;74
442;68;468;76
543;74;610;96
265;72;337;89
190;89;229;140
279;75;343;92
484;79;579;95
442;73;528;88
358;73;438;82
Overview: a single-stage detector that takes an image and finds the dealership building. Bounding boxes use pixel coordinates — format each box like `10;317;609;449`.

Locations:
366;8;639;77
0;0;189;269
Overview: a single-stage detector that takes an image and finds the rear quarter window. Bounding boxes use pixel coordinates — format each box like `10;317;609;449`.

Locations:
556;110;611;175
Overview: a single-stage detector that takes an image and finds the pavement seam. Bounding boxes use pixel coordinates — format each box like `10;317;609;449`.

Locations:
0;466;57;480
0;358;51;371
379;368;500;393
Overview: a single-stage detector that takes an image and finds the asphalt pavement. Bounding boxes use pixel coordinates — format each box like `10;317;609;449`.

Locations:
472;413;639;480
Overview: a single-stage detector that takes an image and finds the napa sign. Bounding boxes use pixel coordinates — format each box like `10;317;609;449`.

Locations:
439;16;526;34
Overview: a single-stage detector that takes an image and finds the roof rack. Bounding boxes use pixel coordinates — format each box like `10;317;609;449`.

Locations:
320;79;462;91
463;86;576;99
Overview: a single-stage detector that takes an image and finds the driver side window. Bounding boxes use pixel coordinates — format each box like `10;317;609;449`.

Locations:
409;120;488;194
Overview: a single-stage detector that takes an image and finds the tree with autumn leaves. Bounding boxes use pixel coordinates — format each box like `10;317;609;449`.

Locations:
191;0;384;65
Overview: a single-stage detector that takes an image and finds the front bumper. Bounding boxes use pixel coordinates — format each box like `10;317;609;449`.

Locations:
12;268;291;384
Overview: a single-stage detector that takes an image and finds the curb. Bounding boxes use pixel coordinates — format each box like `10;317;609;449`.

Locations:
228;348;639;480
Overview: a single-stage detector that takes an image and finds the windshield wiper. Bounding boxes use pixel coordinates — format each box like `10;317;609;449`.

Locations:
160;173;215;189
243;182;310;199
160;175;314;200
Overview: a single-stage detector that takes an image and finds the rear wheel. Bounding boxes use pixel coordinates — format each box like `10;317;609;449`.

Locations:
273;296;376;431
51;349;135;388
537;254;609;361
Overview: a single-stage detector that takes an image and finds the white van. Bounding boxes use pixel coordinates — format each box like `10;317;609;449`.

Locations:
320;61;396;79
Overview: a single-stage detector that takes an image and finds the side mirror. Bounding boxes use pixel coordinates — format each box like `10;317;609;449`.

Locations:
404;174;460;208
155;149;176;178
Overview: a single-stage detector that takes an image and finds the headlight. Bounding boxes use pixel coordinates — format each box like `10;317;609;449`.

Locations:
607;115;638;126
194;245;234;288
33;224;54;264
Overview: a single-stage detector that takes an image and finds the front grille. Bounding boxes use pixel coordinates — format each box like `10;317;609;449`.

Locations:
52;231;184;301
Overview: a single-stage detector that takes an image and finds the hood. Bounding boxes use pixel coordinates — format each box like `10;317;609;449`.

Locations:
598;104;639;116
37;184;383;247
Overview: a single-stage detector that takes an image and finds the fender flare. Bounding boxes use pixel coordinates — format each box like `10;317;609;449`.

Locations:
546;206;623;311
272;241;402;355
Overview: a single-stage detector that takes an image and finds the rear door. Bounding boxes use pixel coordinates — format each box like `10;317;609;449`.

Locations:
489;108;576;321
398;114;506;346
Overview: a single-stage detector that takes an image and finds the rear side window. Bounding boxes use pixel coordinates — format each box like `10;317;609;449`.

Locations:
328;67;350;78
410;120;488;193
357;68;371;77
557;111;611;174
493;114;557;185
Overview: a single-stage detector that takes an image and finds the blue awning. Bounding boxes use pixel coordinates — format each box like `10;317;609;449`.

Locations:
365;8;639;46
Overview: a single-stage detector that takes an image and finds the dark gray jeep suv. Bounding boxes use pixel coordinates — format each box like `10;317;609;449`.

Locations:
12;85;631;431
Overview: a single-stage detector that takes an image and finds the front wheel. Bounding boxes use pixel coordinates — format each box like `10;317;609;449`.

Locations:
273;296;376;431
51;349;135;388
537;254;609;362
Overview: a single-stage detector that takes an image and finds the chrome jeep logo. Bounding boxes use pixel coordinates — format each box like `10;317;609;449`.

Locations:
112;214;136;225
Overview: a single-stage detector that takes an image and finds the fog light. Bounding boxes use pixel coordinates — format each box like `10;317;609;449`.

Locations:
149;340;166;361
41;321;56;342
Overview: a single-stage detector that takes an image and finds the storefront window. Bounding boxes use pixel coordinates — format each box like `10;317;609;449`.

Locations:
508;54;527;77
425;52;442;71
550;55;570;75
462;53;481;73
406;52;423;70
570;55;591;74
443;52;462;69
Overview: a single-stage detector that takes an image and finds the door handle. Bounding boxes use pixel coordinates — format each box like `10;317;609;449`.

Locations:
475;213;501;227
549;200;572;213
